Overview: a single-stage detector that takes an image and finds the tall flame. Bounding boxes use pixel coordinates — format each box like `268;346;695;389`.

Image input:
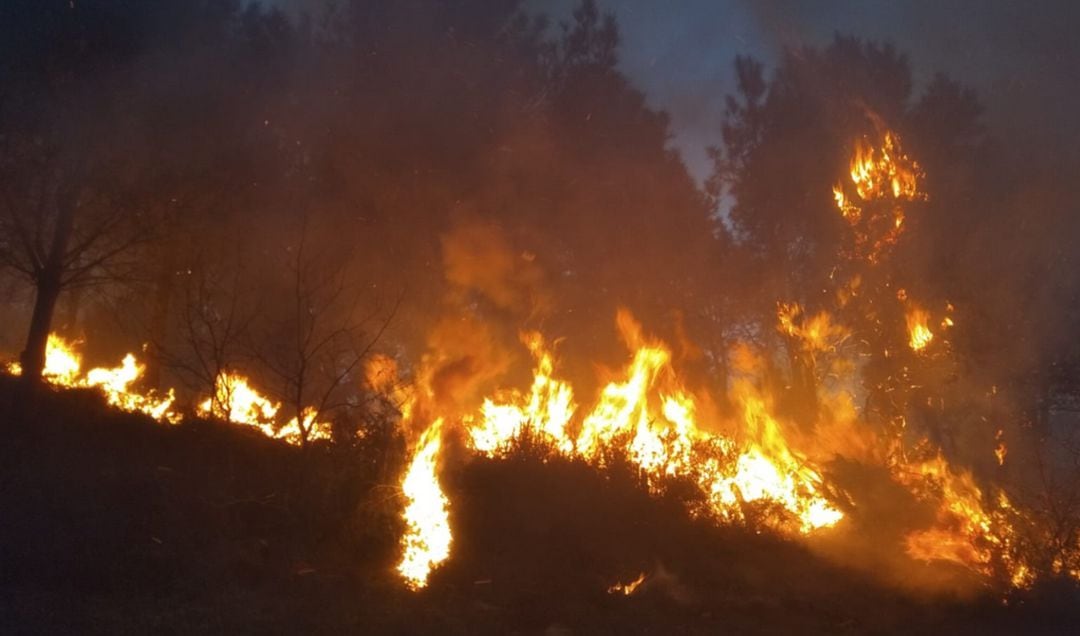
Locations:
397;418;452;589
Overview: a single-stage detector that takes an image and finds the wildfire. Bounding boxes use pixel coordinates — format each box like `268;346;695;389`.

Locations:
833;132;924;263
387;128;1072;593
84;354;180;424
8;334;180;424
900;455;1034;588
397;418;452;589
197;372;332;444
4;333;334;444
906;308;934;352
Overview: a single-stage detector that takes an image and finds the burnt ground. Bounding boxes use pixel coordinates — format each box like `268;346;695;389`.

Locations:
0;376;1077;635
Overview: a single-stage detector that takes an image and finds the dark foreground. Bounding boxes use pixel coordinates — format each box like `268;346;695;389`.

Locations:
1;378;1077;635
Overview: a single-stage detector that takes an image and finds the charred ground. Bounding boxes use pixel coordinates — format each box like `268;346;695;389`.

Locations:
1;380;1076;635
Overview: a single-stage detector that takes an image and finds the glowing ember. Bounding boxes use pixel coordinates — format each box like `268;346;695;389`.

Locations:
398;418;452;589
607;572;646;595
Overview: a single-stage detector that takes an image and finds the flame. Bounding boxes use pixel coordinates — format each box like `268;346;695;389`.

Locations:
84;355;180;424
397;418;452;589
900;455;1034;588
198;372;280;426
197;372;332;444
467;332;576;456
6;333;83;385
8;335;180;423
388;129;1068;592
994;430;1007;466
777;302;848;354
833;132;924;263
459;312;843;536
906;309;934;352
607;572;646;595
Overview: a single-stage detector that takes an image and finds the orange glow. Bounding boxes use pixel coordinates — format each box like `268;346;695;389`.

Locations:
450;311;843;541
197;372;331;445
8;334;179;424
900;455;1034;588
397;418;451;589
906;309;934;352
607;572;646;595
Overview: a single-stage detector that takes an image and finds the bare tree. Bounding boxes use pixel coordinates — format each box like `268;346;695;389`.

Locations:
0;138;151;383
150;247;259;416
247;217;399;448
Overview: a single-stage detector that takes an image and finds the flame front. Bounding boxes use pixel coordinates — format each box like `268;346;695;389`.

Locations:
463;312;843;535
197;372;332;444
397;418;452;589
389;129;1070;593
8;335;180;424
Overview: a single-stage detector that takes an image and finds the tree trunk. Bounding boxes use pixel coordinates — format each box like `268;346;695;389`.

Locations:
19;181;77;384
19;276;63;383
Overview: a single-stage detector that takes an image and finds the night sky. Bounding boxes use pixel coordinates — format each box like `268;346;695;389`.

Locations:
535;0;1080;181
273;1;1079;181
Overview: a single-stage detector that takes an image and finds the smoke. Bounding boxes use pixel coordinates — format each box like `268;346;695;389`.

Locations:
442;219;551;319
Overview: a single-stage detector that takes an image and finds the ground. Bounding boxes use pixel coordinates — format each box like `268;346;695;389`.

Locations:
1;377;1077;634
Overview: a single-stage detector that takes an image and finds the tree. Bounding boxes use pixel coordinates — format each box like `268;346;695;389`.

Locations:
710;36;992;444
246;215;399;448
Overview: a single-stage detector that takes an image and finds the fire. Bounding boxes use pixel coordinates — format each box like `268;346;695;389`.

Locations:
607;572;646;595
900;455;1034;588
461;312;843;535
6;333;83;385
199;373;280;428
833;132;924;263
848;132;920;201
906;308;934;352
197;372;332;444
777;302;848;354
84;354;179;424
467;332;576;456
7;334;180;423
397;418;452;589
717;392;844;533
4;333;334;444
388;128;1073;592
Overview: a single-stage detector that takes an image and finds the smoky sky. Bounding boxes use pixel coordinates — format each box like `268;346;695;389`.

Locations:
527;0;1080;182
272;0;1080;181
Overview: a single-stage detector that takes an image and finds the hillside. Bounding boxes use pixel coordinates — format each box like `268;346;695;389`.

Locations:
0;378;1076;635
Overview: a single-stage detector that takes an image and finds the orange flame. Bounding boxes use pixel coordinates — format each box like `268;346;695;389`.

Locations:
8;334;179;424
397;418;452;589
906;309;934;352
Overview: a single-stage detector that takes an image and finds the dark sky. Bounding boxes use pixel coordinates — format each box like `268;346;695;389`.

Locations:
278;0;1080;182
540;0;1080;181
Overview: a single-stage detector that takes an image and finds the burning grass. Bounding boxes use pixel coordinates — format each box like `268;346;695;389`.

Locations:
1;376;1078;634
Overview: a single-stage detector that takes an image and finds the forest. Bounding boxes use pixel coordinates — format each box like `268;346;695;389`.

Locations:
2;1;1079;633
